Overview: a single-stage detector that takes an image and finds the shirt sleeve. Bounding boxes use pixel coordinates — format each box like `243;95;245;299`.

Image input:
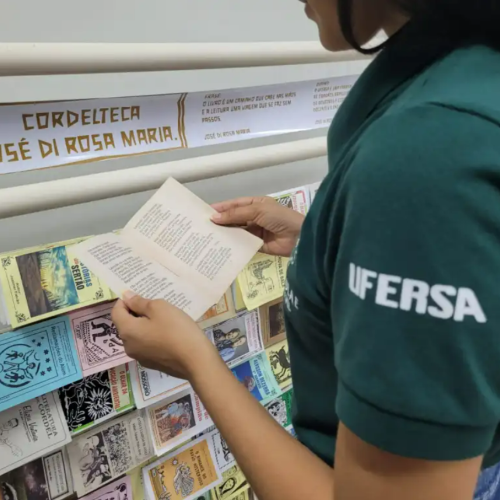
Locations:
333;103;500;461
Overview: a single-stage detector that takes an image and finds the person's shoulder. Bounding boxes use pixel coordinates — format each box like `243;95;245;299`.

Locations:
354;90;500;190
390;44;500;122
336;46;500;226
345;98;500;223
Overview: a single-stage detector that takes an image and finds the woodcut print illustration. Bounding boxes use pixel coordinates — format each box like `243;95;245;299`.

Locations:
77;433;113;490
59;371;113;432
266;340;292;389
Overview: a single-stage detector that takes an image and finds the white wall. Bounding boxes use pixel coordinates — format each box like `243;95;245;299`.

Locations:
0;0;369;253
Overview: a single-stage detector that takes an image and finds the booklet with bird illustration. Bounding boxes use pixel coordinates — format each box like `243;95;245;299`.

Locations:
73;178;263;321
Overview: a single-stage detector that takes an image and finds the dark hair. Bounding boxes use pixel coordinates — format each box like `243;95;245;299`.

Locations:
338;0;500;54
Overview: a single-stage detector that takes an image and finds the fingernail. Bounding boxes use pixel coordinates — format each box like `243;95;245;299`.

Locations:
211;213;222;221
122;290;136;300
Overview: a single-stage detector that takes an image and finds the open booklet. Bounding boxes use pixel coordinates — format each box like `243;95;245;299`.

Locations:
73;178;263;321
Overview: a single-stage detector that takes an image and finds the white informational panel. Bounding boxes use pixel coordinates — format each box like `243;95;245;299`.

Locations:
0;0;369;253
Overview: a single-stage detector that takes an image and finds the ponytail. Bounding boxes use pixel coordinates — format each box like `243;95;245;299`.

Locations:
338;0;500;54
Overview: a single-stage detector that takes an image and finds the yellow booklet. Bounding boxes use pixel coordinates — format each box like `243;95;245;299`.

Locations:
144;436;222;500
234;185;309;312
211;465;249;500
236;253;288;311
0;236;113;328
231;281;246;313
127;457;158;500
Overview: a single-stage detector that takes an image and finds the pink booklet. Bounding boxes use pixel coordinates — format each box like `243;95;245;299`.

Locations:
69;301;131;377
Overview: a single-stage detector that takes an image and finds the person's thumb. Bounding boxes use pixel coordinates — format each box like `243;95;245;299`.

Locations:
211;205;261;227
122;291;152;317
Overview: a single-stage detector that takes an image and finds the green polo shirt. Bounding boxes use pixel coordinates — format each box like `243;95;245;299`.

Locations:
285;27;500;468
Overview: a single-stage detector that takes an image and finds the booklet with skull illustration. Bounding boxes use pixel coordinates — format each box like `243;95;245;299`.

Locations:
73;177;263;321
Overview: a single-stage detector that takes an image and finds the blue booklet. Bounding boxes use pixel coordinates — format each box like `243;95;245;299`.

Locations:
0;316;82;412
231;352;280;404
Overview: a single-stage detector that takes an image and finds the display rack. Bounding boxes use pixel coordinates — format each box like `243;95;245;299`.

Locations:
0;42;366;500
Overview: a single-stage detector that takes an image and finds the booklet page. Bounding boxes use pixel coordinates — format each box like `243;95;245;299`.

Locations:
74;233;208;320
123;178;262;304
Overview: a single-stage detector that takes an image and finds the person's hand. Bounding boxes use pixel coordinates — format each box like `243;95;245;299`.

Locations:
211;196;304;257
111;293;221;379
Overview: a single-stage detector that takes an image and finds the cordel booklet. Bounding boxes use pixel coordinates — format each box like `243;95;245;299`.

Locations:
74;178;263;320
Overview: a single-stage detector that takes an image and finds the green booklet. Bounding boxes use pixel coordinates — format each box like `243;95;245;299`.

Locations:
265;387;293;428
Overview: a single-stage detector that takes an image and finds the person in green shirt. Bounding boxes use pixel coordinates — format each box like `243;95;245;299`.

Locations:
112;0;500;499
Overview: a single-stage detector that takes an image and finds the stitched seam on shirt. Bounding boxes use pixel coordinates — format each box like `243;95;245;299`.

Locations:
426;101;500;129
